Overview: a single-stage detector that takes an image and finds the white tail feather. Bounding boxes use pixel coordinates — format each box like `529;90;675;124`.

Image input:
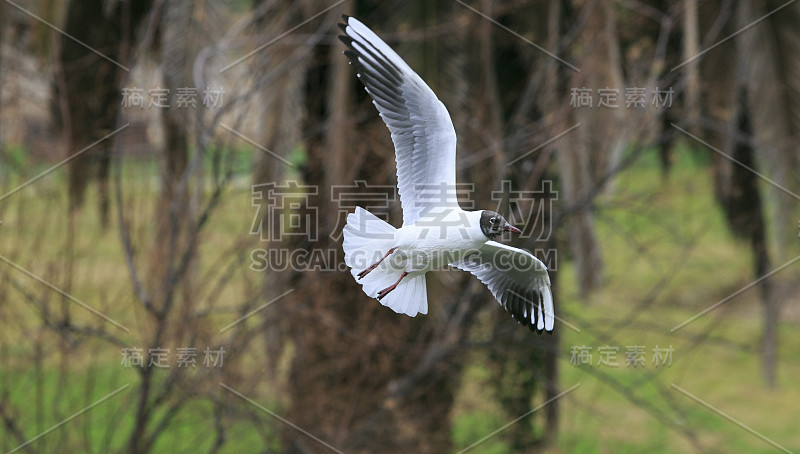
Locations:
543;285;554;331
342;207;428;316
381;273;428;316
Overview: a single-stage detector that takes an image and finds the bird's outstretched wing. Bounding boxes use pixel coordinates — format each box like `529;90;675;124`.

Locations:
339;15;458;226
452;241;554;333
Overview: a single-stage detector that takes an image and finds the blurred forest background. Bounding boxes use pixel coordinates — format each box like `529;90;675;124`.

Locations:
1;0;799;452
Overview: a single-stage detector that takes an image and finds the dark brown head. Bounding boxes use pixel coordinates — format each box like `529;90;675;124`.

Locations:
480;210;521;239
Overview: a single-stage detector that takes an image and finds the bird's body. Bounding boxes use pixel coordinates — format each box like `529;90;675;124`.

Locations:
339;15;555;332
375;210;484;272
343;207;486;316
393;209;486;271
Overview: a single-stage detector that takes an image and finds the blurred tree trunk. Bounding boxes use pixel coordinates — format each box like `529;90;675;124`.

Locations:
279;4;476;453
730;86;775;388
129;2;222;451
655;6;682;178
698;1;736;204
249;0;313;382
55;4;150;448
698;0;794;389
538;0;575;442
0;0;3;155
56;0;150;222
682;0;700;128
583;2;626;185
549;0;605;297
144;0;196;315
739;0;800;262
146;0;223;308
474;3;534;448
477;0;507;183
733;0;800;388
472;0;562;450
252;0;309;186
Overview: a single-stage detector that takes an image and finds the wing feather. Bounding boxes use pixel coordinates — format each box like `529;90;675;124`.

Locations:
452;241;554;333
340;15;458;226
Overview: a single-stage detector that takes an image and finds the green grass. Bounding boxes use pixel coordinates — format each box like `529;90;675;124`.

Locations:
1;363;275;452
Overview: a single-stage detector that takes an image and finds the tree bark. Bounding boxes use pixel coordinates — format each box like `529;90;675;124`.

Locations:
56;0;150;221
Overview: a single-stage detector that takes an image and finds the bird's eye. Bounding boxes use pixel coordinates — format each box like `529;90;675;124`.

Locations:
490;217;497;224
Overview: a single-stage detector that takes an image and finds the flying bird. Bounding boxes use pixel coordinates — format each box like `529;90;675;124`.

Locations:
339;15;554;333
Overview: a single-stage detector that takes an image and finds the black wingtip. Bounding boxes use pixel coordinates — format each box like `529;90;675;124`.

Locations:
339;15;351;36
338;34;353;48
525;315;554;335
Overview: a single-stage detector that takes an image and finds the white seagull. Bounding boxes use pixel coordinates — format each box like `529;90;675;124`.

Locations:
339;15;554;333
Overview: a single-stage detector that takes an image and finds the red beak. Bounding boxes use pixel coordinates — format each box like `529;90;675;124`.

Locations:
503;224;522;234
